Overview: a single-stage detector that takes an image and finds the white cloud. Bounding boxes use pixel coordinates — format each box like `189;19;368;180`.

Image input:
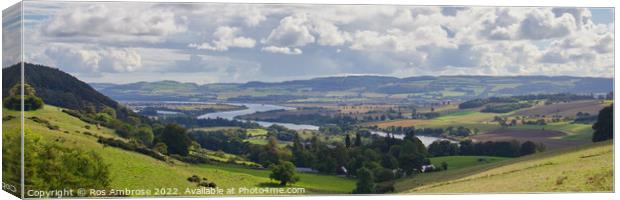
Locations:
43;44;143;73
21;3;615;81
264;14;316;47
518;9;576;40
261;46;303;55
188;26;256;51
41;4;187;43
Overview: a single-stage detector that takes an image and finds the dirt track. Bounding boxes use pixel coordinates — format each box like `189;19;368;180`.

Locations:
470;129;588;150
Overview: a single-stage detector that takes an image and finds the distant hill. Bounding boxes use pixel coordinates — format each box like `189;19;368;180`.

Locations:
2;63;139;120
92;74;613;103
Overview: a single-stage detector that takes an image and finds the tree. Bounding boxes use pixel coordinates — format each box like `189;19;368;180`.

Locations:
101;107;117;119
592;105;613;142
398;139;429;175
345;134;351;148
354;132;362;147
428;140;459;156
3;83;44;111
269;161;299;186
381;155;399;169
158;124;191;156
520;141;538;156
135;126;154;145
352;167;375;194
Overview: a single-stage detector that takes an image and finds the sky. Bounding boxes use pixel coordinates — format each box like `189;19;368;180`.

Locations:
2;2;615;84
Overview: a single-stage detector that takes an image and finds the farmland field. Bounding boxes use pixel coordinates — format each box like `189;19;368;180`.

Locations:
469;129;587;150
513;100;611;117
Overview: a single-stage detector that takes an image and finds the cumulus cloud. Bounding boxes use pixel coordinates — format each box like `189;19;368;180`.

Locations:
188;26;256;51
261;46;303;55
20;3;615;82
43;45;143;73
518;9;576;40
41;4;187;43
263;14;316;47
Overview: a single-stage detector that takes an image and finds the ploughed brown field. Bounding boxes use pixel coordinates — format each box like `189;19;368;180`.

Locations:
470;129;588;150
513;100;609;117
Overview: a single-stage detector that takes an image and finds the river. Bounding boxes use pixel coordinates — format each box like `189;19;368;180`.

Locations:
197;103;320;130
370;131;457;147
196;103;454;147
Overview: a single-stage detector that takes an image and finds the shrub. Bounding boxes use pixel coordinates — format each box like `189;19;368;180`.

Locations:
97;137;167;161
269;161;299;186
187;175;200;183
3;115;16;121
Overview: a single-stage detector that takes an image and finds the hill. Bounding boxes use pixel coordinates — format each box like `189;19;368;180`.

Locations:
3;63;140;121
395;141;613;193
2;105;355;195
91;75;613;103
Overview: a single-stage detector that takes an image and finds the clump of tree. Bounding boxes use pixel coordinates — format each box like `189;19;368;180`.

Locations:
3;83;44;111
267;125;297;141
352;167;375;194
3;132;110;197
459;93;593;109
458;140;545;157
269;161;299;186
189;129;248;154
592;105;613;142
159;116;261;129
155;124;192;156
428;140;459;156
481;103;532;113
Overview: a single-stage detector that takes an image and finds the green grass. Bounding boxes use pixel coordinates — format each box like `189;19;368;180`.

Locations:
247;128;268;136
396;141;613;193
201;164;356;193
3;105;355;195
429;156;510;170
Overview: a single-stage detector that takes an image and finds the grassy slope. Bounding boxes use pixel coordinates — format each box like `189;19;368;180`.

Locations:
2;105;354;195
397;141;613;193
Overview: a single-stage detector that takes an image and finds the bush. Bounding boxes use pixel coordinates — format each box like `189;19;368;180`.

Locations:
2;115;16;121
269;161;299;186
97;137;167;161
3;132;110;197
187;175;201;183
3;84;44;111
